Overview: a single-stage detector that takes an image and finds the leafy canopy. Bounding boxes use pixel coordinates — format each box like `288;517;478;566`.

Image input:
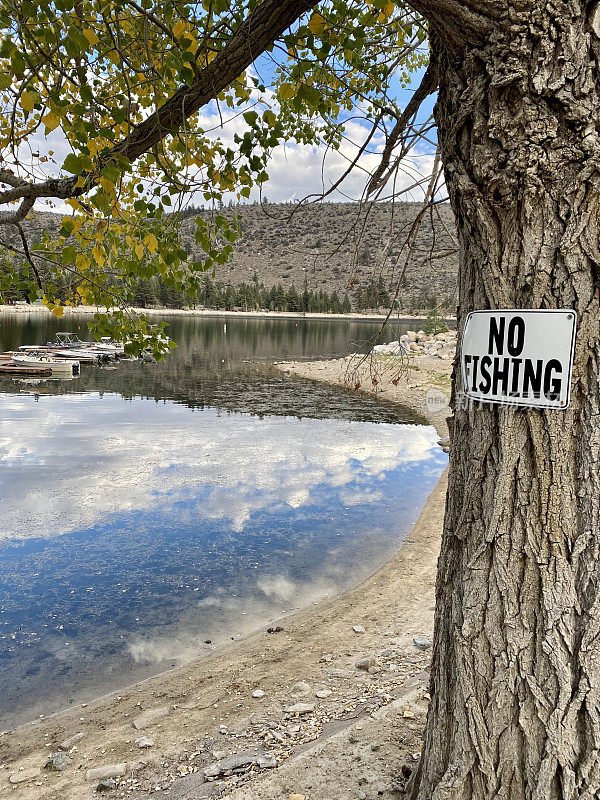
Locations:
0;0;426;353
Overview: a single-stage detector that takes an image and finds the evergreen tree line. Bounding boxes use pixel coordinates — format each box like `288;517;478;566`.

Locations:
131;273;391;314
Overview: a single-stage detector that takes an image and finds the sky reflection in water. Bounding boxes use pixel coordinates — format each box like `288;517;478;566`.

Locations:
0;315;447;728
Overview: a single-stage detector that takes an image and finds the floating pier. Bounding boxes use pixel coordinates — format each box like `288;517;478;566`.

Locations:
0;364;53;376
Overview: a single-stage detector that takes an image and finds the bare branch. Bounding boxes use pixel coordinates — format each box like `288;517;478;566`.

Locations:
366;62;438;197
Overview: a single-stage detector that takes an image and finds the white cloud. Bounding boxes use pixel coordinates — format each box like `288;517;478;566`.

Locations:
20;84;435;217
0;393;441;542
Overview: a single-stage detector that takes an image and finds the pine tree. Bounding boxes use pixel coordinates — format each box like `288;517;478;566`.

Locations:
286;284;301;311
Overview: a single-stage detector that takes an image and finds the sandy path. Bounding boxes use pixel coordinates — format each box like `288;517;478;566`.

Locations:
0;353;452;800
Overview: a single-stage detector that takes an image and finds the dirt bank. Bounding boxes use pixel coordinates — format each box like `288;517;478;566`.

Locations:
0;354;452;800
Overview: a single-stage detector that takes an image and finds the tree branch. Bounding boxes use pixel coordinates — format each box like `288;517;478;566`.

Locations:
0;0;316;211
406;0;498;44
366;62;438;197
0;171;36;224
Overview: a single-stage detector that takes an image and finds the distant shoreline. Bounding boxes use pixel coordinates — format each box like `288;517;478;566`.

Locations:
0;303;455;325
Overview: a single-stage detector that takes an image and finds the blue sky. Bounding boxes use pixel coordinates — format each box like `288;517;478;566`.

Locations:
29;45;438;213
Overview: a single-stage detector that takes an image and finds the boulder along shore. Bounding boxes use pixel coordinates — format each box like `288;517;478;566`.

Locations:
1;351;453;800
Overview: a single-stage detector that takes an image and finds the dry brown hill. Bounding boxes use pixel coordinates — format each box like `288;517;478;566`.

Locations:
18;202;458;313
183;201;458;313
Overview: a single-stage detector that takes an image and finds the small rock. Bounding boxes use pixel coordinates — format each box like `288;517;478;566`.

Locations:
203;751;276;778
204;640;212;644
133;706;169;730
352;625;366;634
324;667;352;678
355;656;377;671
211;750;227;760
289;681;311;696
135;737;154;748
96;779;116;792
252;690;266;698
266;626;284;634
85;764;128;781
289;795;306;800
9;770;38;785
371;743;381;751
357;790;367;799
285;702;315;715
45;751;73;771
315;689;333;698
413;636;432;650
59;732;84;750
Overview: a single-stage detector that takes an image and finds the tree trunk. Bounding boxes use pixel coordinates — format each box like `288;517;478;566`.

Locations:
410;3;600;798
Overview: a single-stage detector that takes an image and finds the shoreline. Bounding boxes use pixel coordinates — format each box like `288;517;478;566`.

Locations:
1;354;452;800
0;303;455;325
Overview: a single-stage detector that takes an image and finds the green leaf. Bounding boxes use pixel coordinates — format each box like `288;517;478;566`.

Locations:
62;153;83;173
243;110;259;126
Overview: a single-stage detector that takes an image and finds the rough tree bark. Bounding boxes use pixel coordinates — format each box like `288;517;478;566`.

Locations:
407;2;600;798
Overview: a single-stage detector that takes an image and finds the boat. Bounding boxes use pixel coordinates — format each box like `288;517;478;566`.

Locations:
11;353;80;375
54;332;123;356
51;348;103;363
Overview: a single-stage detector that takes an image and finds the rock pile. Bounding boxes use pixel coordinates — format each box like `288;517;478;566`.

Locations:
372;329;457;360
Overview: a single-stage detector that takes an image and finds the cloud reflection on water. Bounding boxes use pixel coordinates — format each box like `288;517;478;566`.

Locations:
0;393;440;542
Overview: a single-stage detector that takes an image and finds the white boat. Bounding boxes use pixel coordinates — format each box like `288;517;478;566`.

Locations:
52;348;102;363
54;332;122;358
11;353;79;375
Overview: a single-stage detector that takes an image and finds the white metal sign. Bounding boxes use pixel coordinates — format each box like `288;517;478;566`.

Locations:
461;310;577;409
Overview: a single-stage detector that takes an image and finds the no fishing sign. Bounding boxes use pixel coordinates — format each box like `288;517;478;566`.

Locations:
461;310;577;410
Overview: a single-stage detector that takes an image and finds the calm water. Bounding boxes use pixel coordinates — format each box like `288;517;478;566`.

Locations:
0;313;446;728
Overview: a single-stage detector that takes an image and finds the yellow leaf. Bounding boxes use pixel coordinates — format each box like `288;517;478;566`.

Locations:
383;1;395;15
52;305;64;318
83;28;99;45
92;246;104;267
279;83;295;100
20;91;35;112
99;177;116;194
42;111;61;132
307;12;326;35
145;233;158;253
172;19;186;38
135;243;144;260
263;110;276;126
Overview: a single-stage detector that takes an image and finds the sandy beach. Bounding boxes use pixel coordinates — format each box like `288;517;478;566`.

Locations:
0;352;453;800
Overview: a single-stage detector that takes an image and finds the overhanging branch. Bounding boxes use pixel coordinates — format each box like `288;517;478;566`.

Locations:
0;0;316;211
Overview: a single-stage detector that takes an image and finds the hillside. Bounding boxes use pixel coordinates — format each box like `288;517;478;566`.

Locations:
15;202;458;313
183;201;459;313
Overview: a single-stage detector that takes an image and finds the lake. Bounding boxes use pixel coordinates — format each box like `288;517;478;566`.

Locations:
0;313;447;729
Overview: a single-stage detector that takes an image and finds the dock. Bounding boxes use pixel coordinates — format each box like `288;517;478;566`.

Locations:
0;364;53;376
